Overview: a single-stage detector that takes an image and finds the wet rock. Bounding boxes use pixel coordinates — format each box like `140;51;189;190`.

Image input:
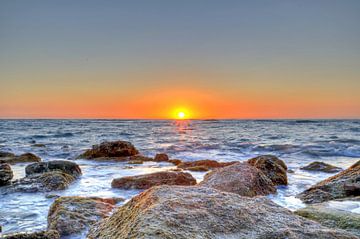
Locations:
25;160;82;178
111;171;196;189
0;161;13;186
297;160;360;204
129;154;153;162
154;153;169;162
199;162;276;197
4;171;75;193
77;140;139;159
1;230;60;239
0;151;15;158
0;153;41;164
177;159;237;171
301;161;343;173
32;144;46;148
168;159;182;165
127;160;143;164
48;196;120;237
295;200;360;236
247;155;288;185
87;185;356;239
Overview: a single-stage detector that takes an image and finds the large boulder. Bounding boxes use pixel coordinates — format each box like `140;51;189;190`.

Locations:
25;160;82;178
153;153;169;162
3;171;75;193
87;185;356;239
247;155;288;185
1;230;60;239
297;160;360;204
0;161;13;186
295;200;360;236
301;161;343;173
177;159;237;172
48;196;122;237
111;171;196;189
77;141;139;159
198;162;276;197
0;152;41;164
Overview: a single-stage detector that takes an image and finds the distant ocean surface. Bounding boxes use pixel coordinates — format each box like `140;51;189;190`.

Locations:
1;119;360;237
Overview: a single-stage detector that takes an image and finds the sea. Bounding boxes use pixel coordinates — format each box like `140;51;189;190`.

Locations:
0;119;359;237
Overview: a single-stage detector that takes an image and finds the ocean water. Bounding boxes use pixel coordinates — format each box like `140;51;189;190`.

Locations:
0;119;359;237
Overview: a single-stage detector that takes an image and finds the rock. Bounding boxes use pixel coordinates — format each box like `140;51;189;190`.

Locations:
111;171;196;189
127;160;143;164
0;153;41;164
77;140;139;159
25;160;82;178
295;200;360;236
199;162;276;197
177;159;237;171
0;151;15;158
1;230;60;239
168;159;182;165
0;161;13;186
32;144;46;148
129;154;153;162
48;196;119;237
4;171;75;193
154;153;169;162
297;160;360;204
247;155;288;185
87;185;356;239
301;161;343;173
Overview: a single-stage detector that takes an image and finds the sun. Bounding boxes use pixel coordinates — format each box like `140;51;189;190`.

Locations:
177;111;186;119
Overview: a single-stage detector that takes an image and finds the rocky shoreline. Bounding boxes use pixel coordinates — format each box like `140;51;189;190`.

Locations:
1;140;359;238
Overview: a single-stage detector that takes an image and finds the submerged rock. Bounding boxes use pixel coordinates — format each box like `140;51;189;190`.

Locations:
1;230;60;239
301;161;343;173
25;160;82;178
0;152;41;164
177;159;237;172
87;185;356;239
0;151;15;158
295;200;360;236
111;171;196;189
4;171;75;193
199;162;276;197
298;160;360;204
77;140;139;159
247;155;288;185
0;161;13;186
48;196;121;237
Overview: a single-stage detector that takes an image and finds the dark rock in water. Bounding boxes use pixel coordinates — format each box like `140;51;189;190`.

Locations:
0;161;13;186
111;171;196;189
301;161;343;173
0;153;41;164
168;159;182;165
87;185;356;239
297;160;360;204
199;162;276;197
4;171;75;193
154;153;169;162
77;140;139;159
128;154;153;162
25;160;82;178
177;159;237;172
247;155;288;185
32;143;46;148
295;200;360;236
1;230;60;239
0;151;15;158
48;196;121;237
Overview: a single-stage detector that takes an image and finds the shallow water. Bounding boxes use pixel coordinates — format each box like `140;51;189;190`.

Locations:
0;119;359;237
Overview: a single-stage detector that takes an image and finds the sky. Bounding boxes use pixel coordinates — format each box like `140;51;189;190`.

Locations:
0;0;359;119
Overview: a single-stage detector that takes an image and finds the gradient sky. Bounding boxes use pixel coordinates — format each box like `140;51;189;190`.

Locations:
1;0;359;119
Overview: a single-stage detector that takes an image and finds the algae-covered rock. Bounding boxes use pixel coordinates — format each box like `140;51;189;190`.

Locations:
25;160;82;178
48;196;121;237
247;155;288;185
0;161;13;186
77;141;139;159
87;185;357;239
0;153;41;164
177;159;237;172
295;200;360;236
199;162;276;197
1;230;60;239
111;171;196;189
301;161;343;173
298;160;360;204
